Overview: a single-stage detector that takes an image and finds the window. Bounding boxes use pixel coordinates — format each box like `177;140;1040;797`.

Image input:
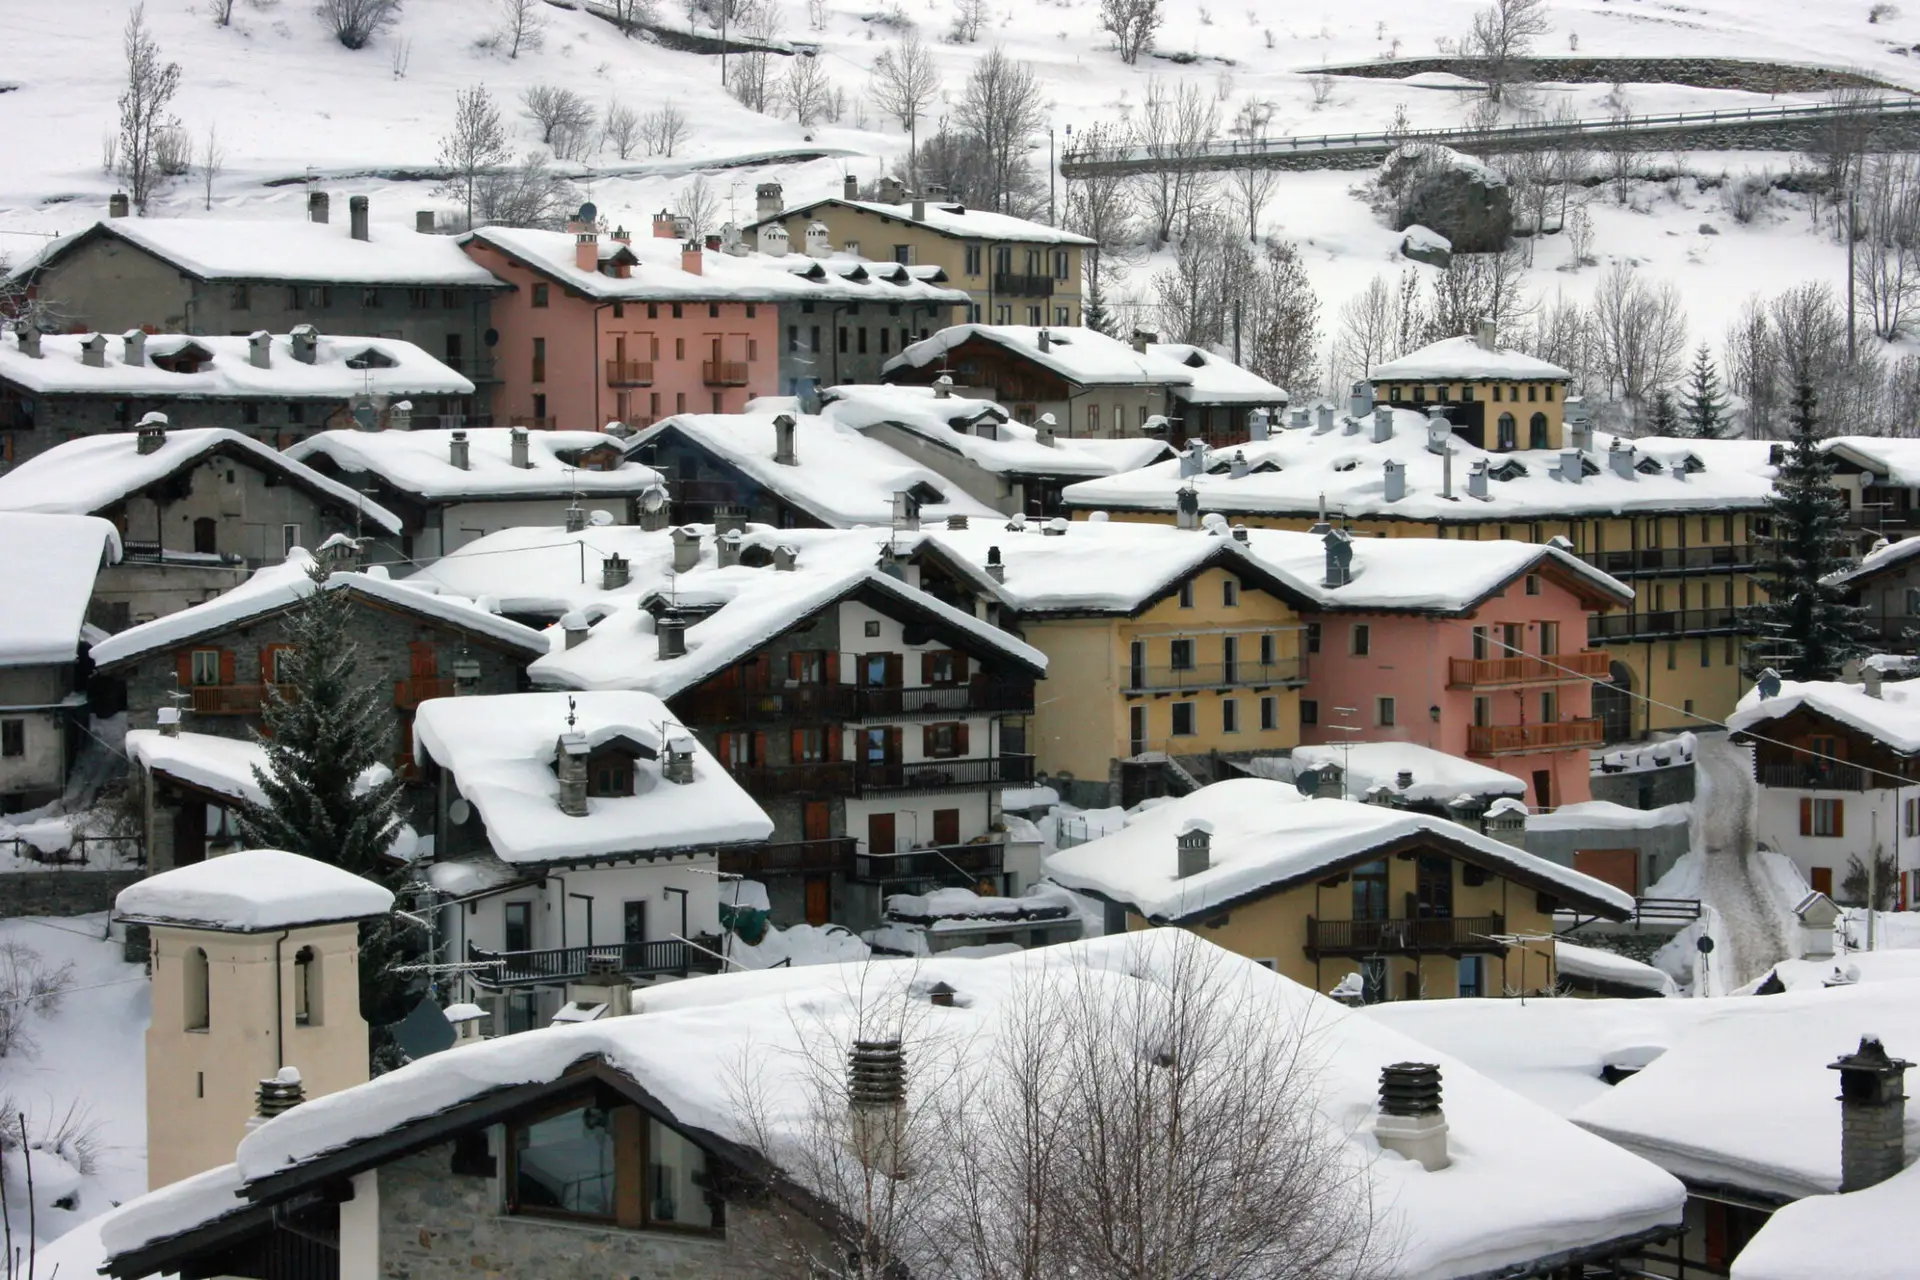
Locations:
1222;699;1239;733
242;402;260;426
281;524;301;558
1906;796;1919;839
1026;305;1042;326
965;245;983;276
672;303;683;319
1170;702;1196;736
1497;413;1516;450
1178;581;1194;609
1222;636;1238;682
589;752;636;797
1350;624;1370;656
1055;306;1071;326
292;946;320;1026
0;720;22;758
1666;642;1677;671
791;726;833;762
1529;413;1549;448
1222;579;1239;607
230;284;250;310
1168;639;1195;670
1261;696;1278;730
362;288;381;308
924;651;964;684
510;1103;618;1220
1088;404;1100;435
789;650;827;683
1376;696;1396;727
286;402;305;426
675;337;686;360
1305;623;1321;654
1539;620;1558;654
864;620;882;638
191;650;222;685
1524;574;1541;596
409;288;433;309
1540;690;1558;722
1259;633;1276;666
1527;384;1538;401
532;337;547;384
1353;860;1388;921
1300;698;1317;725
1700;637;1711;668
286;285;302;309
1803;798;1844;838
1458;956;1485;999
1053;249;1071;280
183;945;210;1031
504;902;533;953
923;722;968;758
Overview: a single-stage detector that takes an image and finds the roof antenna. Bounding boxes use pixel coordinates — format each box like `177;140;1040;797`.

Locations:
566;695;578;731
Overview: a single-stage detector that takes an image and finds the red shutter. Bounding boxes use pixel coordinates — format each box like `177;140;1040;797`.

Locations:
176;651;192;686
258;647;273;683
1800;798;1813;836
826;651;840;684
788;652;803;682
921;652;935;684
717;732;735;765
1835;801;1845;839
955;722;970;755
219;649;235;685
752;731;768;767
790;728;807;762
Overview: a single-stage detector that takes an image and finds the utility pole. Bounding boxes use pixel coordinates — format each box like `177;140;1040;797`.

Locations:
1048;126;1056;227
1848;177;1858;362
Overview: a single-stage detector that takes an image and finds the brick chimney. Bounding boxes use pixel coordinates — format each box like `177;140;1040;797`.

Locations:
1176;819;1212;878
575;226;598;271
135;411;168;454
652;209;677;239
556;729;590;816
681;240;703;275
1831;1036;1911;1192
1375;1063;1450;1171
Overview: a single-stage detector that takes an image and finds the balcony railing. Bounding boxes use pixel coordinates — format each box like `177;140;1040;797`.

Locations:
992;272;1056;297
853;842;1005;884
854;681;1036;719
728;761;860;797
1583;546;1755;578
675;680;1036;726
1589;608;1751;643
722;837;860;877
702;360;750;387
1466;719;1604;756
1448;651;1611;688
1126;659;1304;694
394;675;454;709
1757;762;1869;791
605;359;655;386
855;754;1035;794
464;939;719;989
187;683;294;716
1306;914;1506;957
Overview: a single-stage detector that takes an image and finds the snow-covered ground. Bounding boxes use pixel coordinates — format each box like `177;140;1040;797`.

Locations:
1686;731;1797;989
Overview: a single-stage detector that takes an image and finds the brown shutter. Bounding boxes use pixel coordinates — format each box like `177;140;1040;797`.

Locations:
790;728;807;762
717;731;734;765
826;651;840;684
1835;800;1845;839
789;652;803;682
955;722;970;755
922;724;936;756
219;649;235;684
921;652;935;684
752;731;767;767
1800;798;1813;836
953;653;969;682
176;651;192;686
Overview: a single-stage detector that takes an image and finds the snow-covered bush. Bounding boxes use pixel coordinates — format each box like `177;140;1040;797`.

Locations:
317;0;402;50
0;944;74;1060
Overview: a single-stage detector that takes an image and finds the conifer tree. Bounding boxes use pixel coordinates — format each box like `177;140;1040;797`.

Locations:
1745;378;1874;681
1649;387;1680;435
1682;343;1729;439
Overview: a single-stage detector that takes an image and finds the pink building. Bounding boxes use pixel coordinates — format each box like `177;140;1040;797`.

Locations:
1253;531;1633;810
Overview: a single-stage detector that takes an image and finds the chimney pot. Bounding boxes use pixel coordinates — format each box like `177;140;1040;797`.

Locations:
663;732;697;784
657;608;689;659
844;173;859;200
290;323;318;365
773;413;798;465
1559;449;1583;484
1383;458;1407;502
135;411;169;454
671;526;702;573
449;430;470;470
1322;526;1354;587
716;529;743;568
109;192;130;219
1477;318;1498;350
308;191;329;224
911;198;927;221
755;181;784;222
1375;1062;1449;1170
1349;380;1374;420
1176;819;1213;878
14;326;41;359
601;552;631;591
250;1066;307;1128
1316;404;1334;433
416;210;436;233
892;490;920;532
1467;458;1489;500
349;195;369;242
1175;484;1200;531
1248;408;1270;442
986;544;1006;583
1866;665;1886;698
576;228;599;272
1831;1036;1912;1192
1037;329;1051;354
774;544;797;571
681;241;703;274
452;658;482;694
510;425;531;469
564;505;586;533
947;513;969;530
157;706;182;737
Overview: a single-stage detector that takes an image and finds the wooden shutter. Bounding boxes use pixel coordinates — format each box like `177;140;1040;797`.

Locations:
789;652;805;682
1834;801;1845;839
955;722;970;755
922;724;937;757
1800;798;1813;836
176;651;192;686
885;653;903;687
921;652;935;684
826;651;840;684
717;731;735;765
953;653;969;682
219;649;235;684
752;731;768;767
790;728;808;762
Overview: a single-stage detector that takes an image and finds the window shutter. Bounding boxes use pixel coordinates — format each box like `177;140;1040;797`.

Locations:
176;651;192;686
953;653;969;682
789;652;803;682
1800;798;1813;836
826;651;840;684
259;647;274;683
921;652;935;684
955;722;970;755
219;649;235;684
717;731;734;765
791;728;806;761
922;724;936;756
752;731;768;766
1834;801;1845;839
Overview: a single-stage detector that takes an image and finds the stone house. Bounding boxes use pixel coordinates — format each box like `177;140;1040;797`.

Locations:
122;727;270;872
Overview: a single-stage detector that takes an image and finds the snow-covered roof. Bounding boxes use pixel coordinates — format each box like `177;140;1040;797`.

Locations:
1044;778;1635;922
1733;1158;1920;1280
18;217;504;287
885;324;1245;390
0;512;119;666
1572;978;1920;1200
1145;343;1292;406
96;1161;250;1264
1727;676;1920;755
0;331;474;399
1828;530;1920;589
115;848;394;932
206;932;1678;1280
463;226;970;305
1368;335;1572;383
124;729;269;805
88;548;546;668
1527;800;1691;833
1257;743;1527;805
288;427;661;503
629;405;1000;527
410;690;772;865
821;383;1173;478
1821;435;1920;486
0;427;404;534
755;196;1096;246
1063;413;1778;520
1239;526;1633;612
527;526;1045;696
1555;940;1680;996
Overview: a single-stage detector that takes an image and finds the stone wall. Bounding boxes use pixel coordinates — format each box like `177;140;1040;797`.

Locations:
0;871;141;920
1315;56;1901;93
1591;761;1696;809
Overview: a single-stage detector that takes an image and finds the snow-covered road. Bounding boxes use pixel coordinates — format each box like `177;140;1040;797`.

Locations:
1693;731;1794;988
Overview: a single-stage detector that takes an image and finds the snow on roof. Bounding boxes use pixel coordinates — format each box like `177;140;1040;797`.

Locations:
1733;1158;1920;1280
406;522;690;617
0;331;474;399
21;217;504;287
1828;529;1920;588
527;527;1045;696
0;513;119;666
220;932;1679;1280
1572;978;1920;1200
1266;743;1527;805
124;729;269;806
1238;527;1633;612
885;324;1223;389
758;196;1095;246
288;427;661;502
88;548;545;668
0;427;404;534
1556;941;1680;996
1727;676;1920;755
1368;335;1572;383
115;848;394;931
1821;434;1920;487
1063;413;1778;520
96;1160;248;1262
463;226;971;305
821;383;1173;478
1527;801;1691;832
1043;778;1635;921
1145;343;1292;406
411;691;771;864
629;406;1000;528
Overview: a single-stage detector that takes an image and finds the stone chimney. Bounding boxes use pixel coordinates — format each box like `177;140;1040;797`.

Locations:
1608;439;1636;479
1323;526;1354;587
244;1067;307;1134
1559;449;1583;485
662;731;697;785
556;729;590;816
135;410;168;455
656;608;688;659
986;545;1006;583
416;210;435;233
848;1038;908;1175
844;173;859;200
1229;450;1250;480
157;706;182;737
247;330;271;369
717;529;743;568
575;226;598;271
671;526;702;573
681;240;703;274
1383;459;1406;502
878;176;906;204
510;425;531;469
349;195;370;242
561;611;591;650
1176;819;1213;878
805;221;832;258
80;333;107;369
308;190;330;224
1372;405;1394;443
714;506;747;537
755;181;784;222
122;329;146;367
1477;318;1498;350
758;222;789;257
1467;458;1489;500
289;324;318;365
1375;1063;1450;1171
1831;1036;1911;1192
1350;380;1374;419
109;192;130;219
1130;330;1150;354
773;413;798;465
14;326;40;359
1866;665;1885;698
602;553;631;590
448;430;470;470
774;544;797;571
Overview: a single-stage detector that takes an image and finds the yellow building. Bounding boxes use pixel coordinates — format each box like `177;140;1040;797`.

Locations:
746;179;1092;329
1045;778;1635;1000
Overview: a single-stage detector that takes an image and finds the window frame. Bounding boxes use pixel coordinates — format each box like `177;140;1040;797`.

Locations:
1170;701;1196;737
0;719;22;759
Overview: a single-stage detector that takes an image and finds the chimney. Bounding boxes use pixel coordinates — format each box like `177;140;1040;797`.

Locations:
1383;459;1406;502
1176;485;1200;531
657;608;689;659
773;413;798;465
662;731;697;785
1608;439;1636;479
80;333;107;368
135;410;168;455
1566;399;1593;452
1375;1063;1450;1171
1342;410;1360;437
349;195;369;242
308;190;330;224
805;221;832;259
911;197;927;221
848;1038;908;1174
1866;665;1885;699
109;192;130;219
671;526;702;573
1131;330;1149;354
1477;318;1498;350
245;1067;307;1133
556;730;590;816
1831;1036;1911;1192
653;210;677;239
1176;819;1213;878
416;210;435;233
561;611;591;649
14;326;40;359
1559;449;1583;484
1044;516;1069;536
946;513;970;530
613;225;632;246
1317;404;1335;433
452;657;482;694
121;329;146;367
1373;405;1393;443
774;544;797;571
388;399;412;431
934;374;953;399
844;173;859;200
1248;408;1269;442
157;706;182;737
892;491;920;532
714;506;747;537
1467;458;1489;500
1396;770;1415;791
1035;411;1056;446
878;176;906;204
1349;380;1374;419
510;425;531;469
758;222;789;257
576;227;598;271
247;330;271;369
755;182;783;222
448;430;470;470
1323;526;1354;587
602;553;631;590
1229;450;1250;479
1291;407;1310;429
717;529;743;567
564;505;586;533
289;323;318;365
986;544;1006;583
1037;329;1051;354
705;233;721;252
681;240;703;275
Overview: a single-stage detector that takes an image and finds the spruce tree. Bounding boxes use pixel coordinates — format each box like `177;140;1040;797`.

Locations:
1649;387;1680;436
1745;378;1874;682
1682;343;1728;439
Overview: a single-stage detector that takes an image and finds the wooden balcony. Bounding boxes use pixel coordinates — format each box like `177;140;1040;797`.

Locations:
727;755;1036;798
701;360;750;387
1305;914;1506;958
393;675;454;709
1466;718;1604;757
722;837;860;878
188;684;293;716
991;272;1056;297
465;939;719;989
1448;650;1611;689
605;359;655;387
728;761;860;797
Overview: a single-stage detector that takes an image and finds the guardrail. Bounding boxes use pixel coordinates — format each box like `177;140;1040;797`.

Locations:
722;837;859;877
465;938;716;988
0;835;145;868
853;842;1005;884
1633;897;1703;924
1758;762;1868;791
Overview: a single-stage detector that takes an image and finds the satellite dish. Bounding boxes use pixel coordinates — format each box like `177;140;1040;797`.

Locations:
449;798;472;825
483;328;499;348
1695;935;1715;954
1295;768;1321;797
641;485;667;513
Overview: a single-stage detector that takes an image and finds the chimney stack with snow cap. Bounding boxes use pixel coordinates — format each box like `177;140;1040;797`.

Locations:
1467;458;1489;500
109;192;130;219
717;529;743;568
1035;412;1056;446
308;191;329;224
1608;439;1636;479
1383;459;1406;502
247;330;271;369
289;324;318;365
1248;408;1269;442
448;430;470;471
656;608;689;660
1477;318;1498;350
671;526;702;574
122;330;145;367
1350;380;1374;419
1322;525;1354;587
80;333;107;369
561;611;591;650
756;182;784;221
349;196;369;242
244;1067;306;1134
135;411;168;455
758;222;790;257
14;326;40;359
1373;405;1394;443
1317;404;1334;433
1831;1036;1912;1192
1866;664;1886;698
1559;449;1583;485
556;726;589;817
1177;819;1213;878
510;425;531;469
157;706;181;738
805;221;833;258
1375;1063;1450;1171
663;731;697;785
773;413;798;465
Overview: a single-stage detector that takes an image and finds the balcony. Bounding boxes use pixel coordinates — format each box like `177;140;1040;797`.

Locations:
1448;651;1611;689
676;681;1036;726
701;360;750;387
188;683;293;716
393;675;454;709
1589;607;1750;643
605;359;655;387
1466;718;1604;757
1126;659;1304;694
729;761;859;797
722;837;860;877
992;272;1056;297
1758;762;1869;791
464;939;719;989
855;754;1035;795
1305;914;1507;958
853;681;1036;719
1583;546;1755;578
853;842;1005;885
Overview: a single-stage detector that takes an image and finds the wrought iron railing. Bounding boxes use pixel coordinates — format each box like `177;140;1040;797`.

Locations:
1305;914;1506;956
722;837;859;877
1758;762;1868;791
1126;659;1303;693
464;938;716;988
853;842;1005;884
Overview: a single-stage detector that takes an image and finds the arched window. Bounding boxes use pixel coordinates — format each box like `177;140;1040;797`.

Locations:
1497;413;1517;451
292;945;320;1026
184;945;209;1031
1529;412;1549;449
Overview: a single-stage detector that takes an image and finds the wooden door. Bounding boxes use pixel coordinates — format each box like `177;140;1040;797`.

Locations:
868;812;896;855
173;802;207;867
1574;848;1639;896
932;808;960;847
1812;866;1834;896
804;876;830;926
409;641;437;678
803;801;831;842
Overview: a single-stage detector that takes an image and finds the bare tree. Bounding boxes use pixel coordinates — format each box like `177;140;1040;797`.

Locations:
602;99;641;159
476;151;580;229
1769;280;1849;398
956;48;1047;216
1808;83;1879;233
1855;151;1920;341
642;102;691;156
496;0;546;58
1135;77;1219;244
1724;295;1780;437
1065;119;1138;334
728;7;783;113
1591;260;1689;424
607;0;659;33
677;175;724;240
318;0;404;50
1099;0;1161;64
870;30;942;184
116;5;182;215
1335;274;1397;383
1228;98;1280;242
950;0;989;42
522;84;596;149
782;54;834;126
1466;0;1548;105
1526;290;1595;392
435;84;512;230
198;122;224;211
210;0;238;26
1245;241;1323;394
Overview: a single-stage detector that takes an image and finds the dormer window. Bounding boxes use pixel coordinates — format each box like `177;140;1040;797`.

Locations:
344;348;397;370
150;343;214;374
588;749;636;797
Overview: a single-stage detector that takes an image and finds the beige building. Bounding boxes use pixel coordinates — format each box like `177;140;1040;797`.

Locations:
115;848;393;1189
